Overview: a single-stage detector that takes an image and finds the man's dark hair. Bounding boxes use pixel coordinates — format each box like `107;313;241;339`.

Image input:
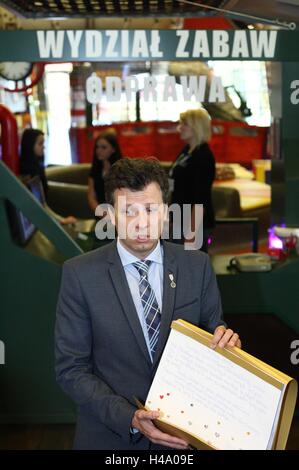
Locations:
104;158;169;205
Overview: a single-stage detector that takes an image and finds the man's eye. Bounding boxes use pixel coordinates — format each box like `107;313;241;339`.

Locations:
146;207;157;213
126;209;137;216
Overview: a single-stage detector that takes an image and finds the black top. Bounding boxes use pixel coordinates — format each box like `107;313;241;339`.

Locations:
89;160;106;204
170;143;215;229
20;156;48;200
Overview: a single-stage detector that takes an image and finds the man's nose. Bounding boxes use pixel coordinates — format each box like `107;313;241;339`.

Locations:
136;210;148;228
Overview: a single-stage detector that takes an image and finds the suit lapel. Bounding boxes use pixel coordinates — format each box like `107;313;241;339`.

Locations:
107;242;152;367
153;241;178;368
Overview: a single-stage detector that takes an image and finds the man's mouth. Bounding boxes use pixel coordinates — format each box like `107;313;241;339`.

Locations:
136;234;150;242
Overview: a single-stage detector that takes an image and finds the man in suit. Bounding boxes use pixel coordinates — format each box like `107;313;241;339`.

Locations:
55;158;241;450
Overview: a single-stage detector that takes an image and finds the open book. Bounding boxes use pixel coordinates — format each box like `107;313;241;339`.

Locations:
143;320;298;450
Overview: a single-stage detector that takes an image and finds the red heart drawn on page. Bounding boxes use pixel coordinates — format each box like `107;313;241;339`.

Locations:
160;395;164;399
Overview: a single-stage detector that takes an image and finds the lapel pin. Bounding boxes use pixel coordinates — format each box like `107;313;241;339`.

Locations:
169;273;176;288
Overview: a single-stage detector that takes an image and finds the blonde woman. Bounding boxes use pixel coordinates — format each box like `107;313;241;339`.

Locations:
169;108;215;252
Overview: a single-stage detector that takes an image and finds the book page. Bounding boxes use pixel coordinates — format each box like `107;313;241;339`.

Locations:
146;329;283;450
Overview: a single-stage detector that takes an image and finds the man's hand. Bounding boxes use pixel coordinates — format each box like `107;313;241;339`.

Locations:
132;409;189;449
210;325;242;350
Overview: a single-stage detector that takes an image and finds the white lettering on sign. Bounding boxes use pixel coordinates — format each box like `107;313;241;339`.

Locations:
176;31;190;58
192;31;210;58
209;76;226;102
86;74;225;103
180;76;207;102
37;30;65;58
150;30;163;58
36;30;278;60
188;30;277;59
106;30;118;58
250;30;277;58
143;76;158;102
86;31;102;57
162;76;178;101
106;76;122;101
213;30;230;58
86;73;102;104
132;31;149;58
66;30;83;58
124;76;139;101
232;30;249;58
121;30;129;57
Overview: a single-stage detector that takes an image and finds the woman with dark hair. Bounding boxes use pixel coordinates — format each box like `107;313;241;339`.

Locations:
88;129;122;212
19;128;77;226
20;128;48;198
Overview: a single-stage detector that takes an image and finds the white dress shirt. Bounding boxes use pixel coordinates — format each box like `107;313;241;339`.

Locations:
116;238;164;360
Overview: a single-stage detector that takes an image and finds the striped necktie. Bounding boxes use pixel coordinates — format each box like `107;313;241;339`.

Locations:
133;259;161;360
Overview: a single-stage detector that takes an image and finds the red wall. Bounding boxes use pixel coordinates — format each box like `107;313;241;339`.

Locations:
70;120;268;165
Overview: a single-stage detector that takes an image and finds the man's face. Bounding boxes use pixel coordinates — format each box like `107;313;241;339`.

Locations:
110;182;166;259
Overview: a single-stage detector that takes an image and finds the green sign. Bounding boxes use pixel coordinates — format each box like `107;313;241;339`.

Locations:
0;29;298;62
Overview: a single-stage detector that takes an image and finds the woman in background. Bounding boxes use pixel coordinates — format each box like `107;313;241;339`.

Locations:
88;129;122;212
20;128;76;226
20;128;48;198
169;108;216;252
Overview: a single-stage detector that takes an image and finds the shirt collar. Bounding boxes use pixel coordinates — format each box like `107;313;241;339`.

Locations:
117;238;163;267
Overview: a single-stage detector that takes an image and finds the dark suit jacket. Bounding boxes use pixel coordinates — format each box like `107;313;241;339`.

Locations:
55;240;225;450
